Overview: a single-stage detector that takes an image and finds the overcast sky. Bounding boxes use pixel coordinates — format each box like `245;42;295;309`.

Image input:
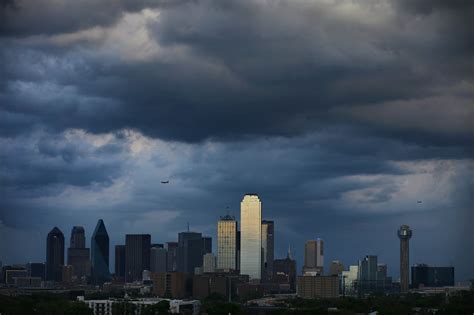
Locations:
0;0;472;281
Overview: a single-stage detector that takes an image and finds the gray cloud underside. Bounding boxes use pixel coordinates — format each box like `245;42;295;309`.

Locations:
0;0;472;280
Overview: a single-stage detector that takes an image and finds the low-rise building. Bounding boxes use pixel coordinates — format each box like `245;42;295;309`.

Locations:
150;272;187;298
77;296;200;315
297;275;339;298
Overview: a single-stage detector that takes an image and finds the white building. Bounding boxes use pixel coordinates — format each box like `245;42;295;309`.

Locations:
341;265;359;296
77;296;200;315
203;253;216;273
240;194;262;281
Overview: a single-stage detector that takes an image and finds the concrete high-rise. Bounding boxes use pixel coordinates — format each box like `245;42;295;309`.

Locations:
398;225;412;293
166;242;178;272
67;226;90;280
261;220;274;281
125;234;151;282
217;214;237;271
91;219;110;285
240;194;262;281
330;260;345;276
303;239;324;274
150;246;168;273
203;253;216;273
46;227;64;281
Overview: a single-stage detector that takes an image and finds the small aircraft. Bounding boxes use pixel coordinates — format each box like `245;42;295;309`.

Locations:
161;180;169;184
417;200;423;204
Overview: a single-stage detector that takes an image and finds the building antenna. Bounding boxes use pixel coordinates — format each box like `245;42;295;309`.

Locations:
187;222;190;232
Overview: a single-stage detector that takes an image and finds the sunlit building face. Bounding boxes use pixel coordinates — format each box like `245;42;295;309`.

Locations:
240;194;262;280
217;215;237;270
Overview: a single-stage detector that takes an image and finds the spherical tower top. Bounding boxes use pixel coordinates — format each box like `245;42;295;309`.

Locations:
398;225;412;240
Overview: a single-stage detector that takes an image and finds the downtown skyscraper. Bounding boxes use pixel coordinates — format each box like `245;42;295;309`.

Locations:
67;226;90;280
217;214;238;271
125;234;151;282
177;231;203;274
262;220;274;281
240;194;262;281
91;219;110;285
46;227;64;281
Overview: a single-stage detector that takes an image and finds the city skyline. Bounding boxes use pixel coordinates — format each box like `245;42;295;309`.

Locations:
0;0;472;285
4;199;462;283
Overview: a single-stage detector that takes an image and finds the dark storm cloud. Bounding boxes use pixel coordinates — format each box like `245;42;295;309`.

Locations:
0;0;183;37
1;0;472;146
0;0;473;280
0;129;130;193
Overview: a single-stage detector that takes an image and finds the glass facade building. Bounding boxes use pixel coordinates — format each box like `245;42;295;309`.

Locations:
240;194;262;281
217;215;237;271
46;227;64;281
261;220;274;281
411;264;455;288
67;226;90;279
91;219;110;285
125;234;151;282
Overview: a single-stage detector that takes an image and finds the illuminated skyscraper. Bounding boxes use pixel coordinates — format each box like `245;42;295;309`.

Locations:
46;227;64;281
217;214;237;271
91;219;110;285
261;220;274;281
398;225;412;293
240;194;262;281
303;239;324;274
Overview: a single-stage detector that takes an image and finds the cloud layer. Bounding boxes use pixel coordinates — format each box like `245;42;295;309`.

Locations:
1;0;472;280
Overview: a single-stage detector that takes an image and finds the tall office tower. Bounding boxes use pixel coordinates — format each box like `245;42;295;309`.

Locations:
203;253;216;273
125;234;151;282
46;227;64;281
166;242;178;272
202;237;212;254
261;220;274;281
67;226;90;280
91;219;110;285
398;225;412;293
150;246;168;273
217;215;237;271
240;194;262;281
303;239;324;274
177;232;203;274
70;226;85;248
330;260;345;276
114;245;126;278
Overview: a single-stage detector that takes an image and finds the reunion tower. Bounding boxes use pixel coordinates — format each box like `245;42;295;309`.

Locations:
398;225;413;293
